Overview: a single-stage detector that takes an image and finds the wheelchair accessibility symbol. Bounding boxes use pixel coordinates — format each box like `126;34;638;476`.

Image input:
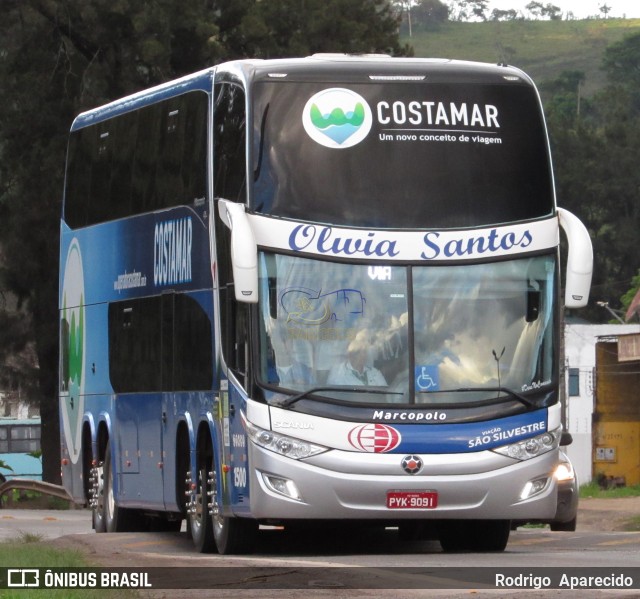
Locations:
415;365;439;391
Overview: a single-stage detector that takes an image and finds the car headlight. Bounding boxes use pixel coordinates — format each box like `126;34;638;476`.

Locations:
492;428;561;461
244;418;328;460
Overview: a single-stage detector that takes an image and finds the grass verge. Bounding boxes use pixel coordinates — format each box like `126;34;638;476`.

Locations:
579;481;640;499
0;534;136;599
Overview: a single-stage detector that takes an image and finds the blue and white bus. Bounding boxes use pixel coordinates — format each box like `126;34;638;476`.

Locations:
0;417;42;482
59;55;592;553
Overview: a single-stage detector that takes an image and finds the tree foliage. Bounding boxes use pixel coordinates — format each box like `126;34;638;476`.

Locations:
543;34;640;321
0;0;407;482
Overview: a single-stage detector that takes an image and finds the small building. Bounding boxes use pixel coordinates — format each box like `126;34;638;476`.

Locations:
564;323;640;486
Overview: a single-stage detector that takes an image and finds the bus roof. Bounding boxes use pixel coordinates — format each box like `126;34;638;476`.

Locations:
70;55;534;131
224;55;532;84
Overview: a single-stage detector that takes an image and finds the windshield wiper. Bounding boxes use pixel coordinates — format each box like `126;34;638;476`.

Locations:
417;386;539;409
273;386;401;408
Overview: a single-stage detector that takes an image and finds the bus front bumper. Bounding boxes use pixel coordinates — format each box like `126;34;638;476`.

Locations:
245;443;560;522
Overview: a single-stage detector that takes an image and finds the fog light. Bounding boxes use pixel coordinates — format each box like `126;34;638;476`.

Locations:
262;473;303;501
520;477;549;500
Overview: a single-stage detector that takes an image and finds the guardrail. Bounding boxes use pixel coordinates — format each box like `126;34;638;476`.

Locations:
0;479;73;505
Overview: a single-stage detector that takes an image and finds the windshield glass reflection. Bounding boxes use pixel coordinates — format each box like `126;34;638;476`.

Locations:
257;252;556;406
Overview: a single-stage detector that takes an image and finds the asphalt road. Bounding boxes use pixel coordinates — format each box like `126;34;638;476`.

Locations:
2;508;640;598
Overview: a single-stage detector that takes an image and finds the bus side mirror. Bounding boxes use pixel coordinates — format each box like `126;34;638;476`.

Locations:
558;207;593;309
217;199;258;303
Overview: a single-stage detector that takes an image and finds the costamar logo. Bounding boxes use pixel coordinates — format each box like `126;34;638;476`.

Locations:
154;217;193;286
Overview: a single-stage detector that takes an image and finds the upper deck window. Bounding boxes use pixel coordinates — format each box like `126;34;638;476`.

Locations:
64;91;208;229
251;81;554;229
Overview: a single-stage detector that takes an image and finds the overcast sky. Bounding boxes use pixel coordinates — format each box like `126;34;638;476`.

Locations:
479;1;640;19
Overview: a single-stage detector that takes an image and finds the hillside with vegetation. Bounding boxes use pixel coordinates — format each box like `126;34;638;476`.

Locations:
402;17;640;325
402;18;640;97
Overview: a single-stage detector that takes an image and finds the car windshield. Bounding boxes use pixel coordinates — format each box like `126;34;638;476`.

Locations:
257;252;556;406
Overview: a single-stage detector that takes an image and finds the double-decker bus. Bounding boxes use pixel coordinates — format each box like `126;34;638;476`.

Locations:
0;418;42;482
59;55;593;553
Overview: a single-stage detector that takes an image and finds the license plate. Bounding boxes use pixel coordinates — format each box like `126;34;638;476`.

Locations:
386;490;438;509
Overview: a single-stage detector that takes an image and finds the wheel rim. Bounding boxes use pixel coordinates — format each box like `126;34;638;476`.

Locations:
94;464;105;519
190;468;208;535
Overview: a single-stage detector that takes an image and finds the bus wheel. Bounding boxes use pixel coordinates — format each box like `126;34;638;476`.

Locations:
189;465;215;553
103;442;135;533
213;513;258;555
438;520;510;553
210;470;258;554
550;516;577;532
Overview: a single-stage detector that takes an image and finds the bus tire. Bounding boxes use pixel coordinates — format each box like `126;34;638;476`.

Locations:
189;464;215;553
103;442;136;533
550;516;577;532
213;514;258;555
438;519;510;553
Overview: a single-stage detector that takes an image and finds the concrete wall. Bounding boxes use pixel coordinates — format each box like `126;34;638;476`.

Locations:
564;323;640;485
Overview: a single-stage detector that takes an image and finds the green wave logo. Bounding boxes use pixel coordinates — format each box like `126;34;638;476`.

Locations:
309;103;366;130
303;88;372;148
62;292;84;391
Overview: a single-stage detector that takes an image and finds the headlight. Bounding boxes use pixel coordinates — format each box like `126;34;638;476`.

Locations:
492;428;560;461
554;460;575;482
244;418;328;460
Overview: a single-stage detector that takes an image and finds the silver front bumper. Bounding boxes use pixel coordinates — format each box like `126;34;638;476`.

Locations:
247;442;559;521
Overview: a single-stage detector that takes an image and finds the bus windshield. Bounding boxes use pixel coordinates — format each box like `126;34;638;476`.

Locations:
257;253;556;405
251;80;554;229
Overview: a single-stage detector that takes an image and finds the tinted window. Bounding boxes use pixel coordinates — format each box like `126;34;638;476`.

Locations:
109;294;212;393
213;83;246;202
252;82;554;228
64;91;208;228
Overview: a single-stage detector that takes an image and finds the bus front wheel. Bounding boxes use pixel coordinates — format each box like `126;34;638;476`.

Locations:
213;512;258;555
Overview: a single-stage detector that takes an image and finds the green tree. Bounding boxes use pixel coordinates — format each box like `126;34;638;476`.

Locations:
621;270;640;322
413;0;450;28
449;0;488;21
544;38;640;321
0;0;221;483
230;0;409;58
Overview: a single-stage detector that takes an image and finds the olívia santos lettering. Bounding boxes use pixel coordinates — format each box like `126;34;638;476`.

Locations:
288;224;533;260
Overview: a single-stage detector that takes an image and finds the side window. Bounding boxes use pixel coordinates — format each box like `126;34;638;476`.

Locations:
132;103;163;214
173;294;214;391
109;294;212;393
215;201;250;389
213;81;250;389
63;91;208;228
213;82;247;202
64;128;92;228
109;298;163;393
